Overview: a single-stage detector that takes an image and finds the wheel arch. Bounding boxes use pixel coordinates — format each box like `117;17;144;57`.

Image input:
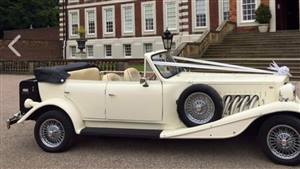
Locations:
245;111;300;135
18;99;84;134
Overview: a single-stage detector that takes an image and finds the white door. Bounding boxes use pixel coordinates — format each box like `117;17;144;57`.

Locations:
106;80;163;122
64;80;106;120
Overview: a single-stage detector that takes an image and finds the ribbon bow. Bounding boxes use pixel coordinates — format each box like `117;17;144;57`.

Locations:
268;61;291;76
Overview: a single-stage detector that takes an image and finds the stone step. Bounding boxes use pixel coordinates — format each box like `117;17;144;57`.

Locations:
209;43;300;48
207;46;300;50
197;31;300;82
205;49;300;54
227;31;300;37
225;36;300;41
208;45;300;50
222;40;300;45
225;34;300;39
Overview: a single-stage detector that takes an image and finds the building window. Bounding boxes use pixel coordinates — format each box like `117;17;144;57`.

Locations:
242;0;256;22
86;45;94;57
103;6;114;34
70;46;77;57
104;45;112;57
143;3;154;31
68;10;79;37
195;0;207;27
144;43;153;53
123;44;131;57
69;0;79;3
165;1;177;30
122;4;134;34
85;8;96;36
223;0;230;21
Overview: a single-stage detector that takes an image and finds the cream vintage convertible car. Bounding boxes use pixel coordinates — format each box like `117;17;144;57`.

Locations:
7;50;300;166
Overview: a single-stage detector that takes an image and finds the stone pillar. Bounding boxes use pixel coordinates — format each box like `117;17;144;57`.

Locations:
269;0;276;32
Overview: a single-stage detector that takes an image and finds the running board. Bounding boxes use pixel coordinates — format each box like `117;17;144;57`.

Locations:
80;128;162;139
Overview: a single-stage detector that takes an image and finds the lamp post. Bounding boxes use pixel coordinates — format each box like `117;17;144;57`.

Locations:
161;28;173;56
76;26;87;58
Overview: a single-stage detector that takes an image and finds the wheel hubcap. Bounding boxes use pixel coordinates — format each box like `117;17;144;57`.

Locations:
184;92;215;124
267;124;300;160
39;119;65;148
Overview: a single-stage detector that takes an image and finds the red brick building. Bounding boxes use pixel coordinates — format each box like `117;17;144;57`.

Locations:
59;0;300;59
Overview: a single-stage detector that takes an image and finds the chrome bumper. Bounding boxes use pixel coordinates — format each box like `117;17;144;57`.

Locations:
6;112;22;129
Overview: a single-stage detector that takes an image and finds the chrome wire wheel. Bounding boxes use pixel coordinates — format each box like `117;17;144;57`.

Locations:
184;92;215;125
267;124;300;160
39;119;65;148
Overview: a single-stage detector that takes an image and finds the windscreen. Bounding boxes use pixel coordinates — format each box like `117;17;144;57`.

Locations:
151;52;183;78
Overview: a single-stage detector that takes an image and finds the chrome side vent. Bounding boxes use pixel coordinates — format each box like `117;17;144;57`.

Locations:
223;95;259;116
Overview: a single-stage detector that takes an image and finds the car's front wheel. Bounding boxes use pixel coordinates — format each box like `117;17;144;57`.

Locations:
258;115;300;166
34;110;75;152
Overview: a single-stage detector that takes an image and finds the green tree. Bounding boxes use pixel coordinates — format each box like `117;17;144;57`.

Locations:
0;0;59;38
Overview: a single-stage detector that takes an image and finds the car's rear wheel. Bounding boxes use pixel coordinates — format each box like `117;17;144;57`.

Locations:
177;84;223;127
258;115;300;166
34;110;75;152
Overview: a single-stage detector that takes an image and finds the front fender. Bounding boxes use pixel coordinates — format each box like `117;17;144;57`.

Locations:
18;98;84;134
161;101;300;139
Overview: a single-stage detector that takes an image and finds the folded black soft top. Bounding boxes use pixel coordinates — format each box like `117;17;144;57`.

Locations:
34;62;97;84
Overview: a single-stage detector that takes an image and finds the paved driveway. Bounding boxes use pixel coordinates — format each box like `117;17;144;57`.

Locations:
0;74;299;169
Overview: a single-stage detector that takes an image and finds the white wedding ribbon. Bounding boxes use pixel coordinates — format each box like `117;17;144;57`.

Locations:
173;56;271;73
153;61;274;74
268;61;291;76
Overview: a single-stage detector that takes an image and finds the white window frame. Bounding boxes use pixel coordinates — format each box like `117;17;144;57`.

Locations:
69;0;79;3
85;8;97;38
240;0;258;23
102;5;115;37
141;1;156;35
68;10;80;39
121;3;135;36
86;45;94;57
104;44;112;58
237;0;260;27
218;0;230;24
192;0;210;32
69;45;77;58
163;0;178;32
123;44;132;58
143;43;153;54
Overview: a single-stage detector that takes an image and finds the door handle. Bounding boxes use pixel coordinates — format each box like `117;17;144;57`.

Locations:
108;93;115;96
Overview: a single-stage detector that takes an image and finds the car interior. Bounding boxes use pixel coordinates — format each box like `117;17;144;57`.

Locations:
68;67;143;81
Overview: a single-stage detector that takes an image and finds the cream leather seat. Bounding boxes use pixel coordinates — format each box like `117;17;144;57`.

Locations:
69;68;101;80
102;73;122;81
124;68;141;81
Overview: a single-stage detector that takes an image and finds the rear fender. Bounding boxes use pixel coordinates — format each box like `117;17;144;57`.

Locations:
18;98;84;134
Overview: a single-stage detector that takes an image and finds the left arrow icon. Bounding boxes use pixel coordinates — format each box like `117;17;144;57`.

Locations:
8;35;21;57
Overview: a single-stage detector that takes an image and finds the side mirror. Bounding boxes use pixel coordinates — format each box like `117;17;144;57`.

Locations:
140;78;149;87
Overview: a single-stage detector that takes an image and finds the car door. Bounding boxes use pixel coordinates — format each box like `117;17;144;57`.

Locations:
64;80;106;120
106;80;163;122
